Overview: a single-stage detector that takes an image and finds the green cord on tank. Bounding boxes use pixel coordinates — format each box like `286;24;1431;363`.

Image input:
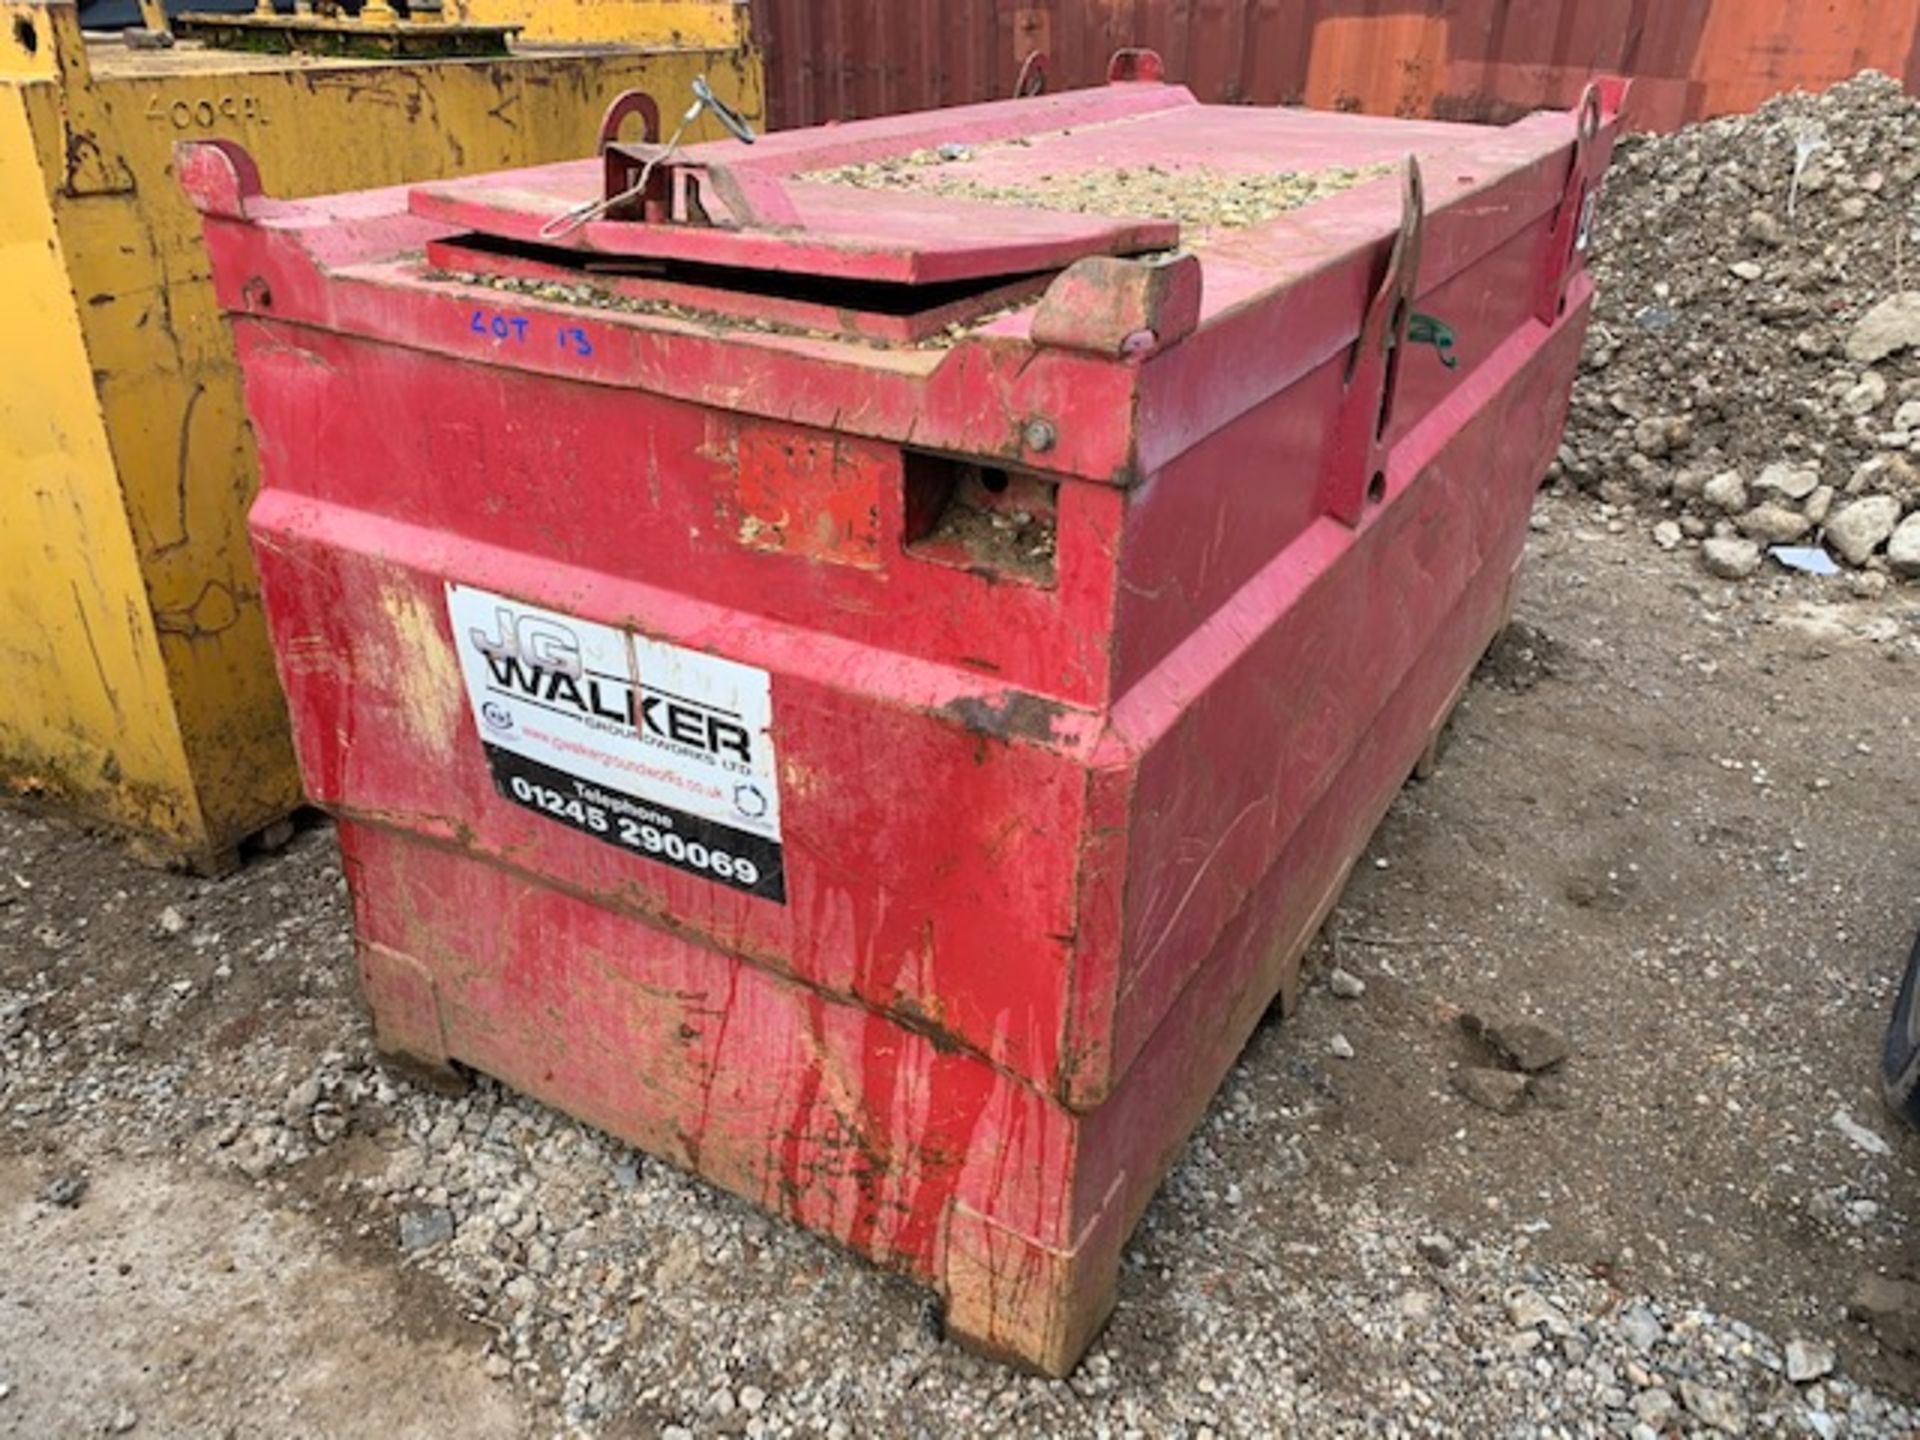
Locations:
1407;313;1459;369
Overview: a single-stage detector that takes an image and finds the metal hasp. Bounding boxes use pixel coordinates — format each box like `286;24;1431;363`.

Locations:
0;0;761;873
183;57;1626;1368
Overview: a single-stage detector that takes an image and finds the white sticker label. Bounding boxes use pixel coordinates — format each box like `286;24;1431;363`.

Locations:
446;583;784;902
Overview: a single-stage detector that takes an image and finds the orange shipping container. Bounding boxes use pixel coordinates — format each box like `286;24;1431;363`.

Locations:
751;0;1920;131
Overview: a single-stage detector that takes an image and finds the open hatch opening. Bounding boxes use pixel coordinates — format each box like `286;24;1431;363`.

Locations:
426;233;1056;344
902;451;1058;587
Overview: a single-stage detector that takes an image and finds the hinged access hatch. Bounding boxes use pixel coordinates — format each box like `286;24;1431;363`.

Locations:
409;82;1189;289
409;81;1203;340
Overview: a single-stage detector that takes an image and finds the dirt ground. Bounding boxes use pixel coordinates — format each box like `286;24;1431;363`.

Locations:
2;487;1918;1436
0;1160;520;1438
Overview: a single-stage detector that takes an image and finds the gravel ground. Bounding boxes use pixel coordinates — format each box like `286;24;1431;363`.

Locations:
2;485;1919;1438
802;145;1391;231
10;72;1920;1440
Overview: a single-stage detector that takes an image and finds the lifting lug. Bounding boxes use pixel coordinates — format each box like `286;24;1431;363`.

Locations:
1321;155;1424;528
1014;49;1049;98
1534;78;1629;325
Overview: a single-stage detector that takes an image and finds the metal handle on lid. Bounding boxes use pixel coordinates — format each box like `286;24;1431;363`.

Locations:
542;76;755;239
693;75;757;145
596;90;661;152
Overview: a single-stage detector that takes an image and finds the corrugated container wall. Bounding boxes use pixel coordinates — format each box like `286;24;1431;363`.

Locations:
751;0;1920;131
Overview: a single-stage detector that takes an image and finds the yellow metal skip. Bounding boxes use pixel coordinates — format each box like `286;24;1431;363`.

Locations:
0;0;761;870
454;0;749;48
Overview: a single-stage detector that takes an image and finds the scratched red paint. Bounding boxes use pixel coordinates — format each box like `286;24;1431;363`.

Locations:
182;67;1621;1373
731;421;889;569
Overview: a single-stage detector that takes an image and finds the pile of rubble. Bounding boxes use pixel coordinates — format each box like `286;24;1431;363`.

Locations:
1560;71;1920;586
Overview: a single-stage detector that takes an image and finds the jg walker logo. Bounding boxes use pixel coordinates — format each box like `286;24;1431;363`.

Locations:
447;584;785;902
469;607;759;771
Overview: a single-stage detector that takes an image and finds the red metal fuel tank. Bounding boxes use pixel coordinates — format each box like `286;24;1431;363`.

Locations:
182;62;1623;1373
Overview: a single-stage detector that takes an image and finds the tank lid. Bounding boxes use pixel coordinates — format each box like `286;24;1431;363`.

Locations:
407;82;1198;287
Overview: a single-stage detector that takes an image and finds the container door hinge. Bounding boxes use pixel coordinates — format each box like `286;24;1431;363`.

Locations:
1322;155;1423;528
